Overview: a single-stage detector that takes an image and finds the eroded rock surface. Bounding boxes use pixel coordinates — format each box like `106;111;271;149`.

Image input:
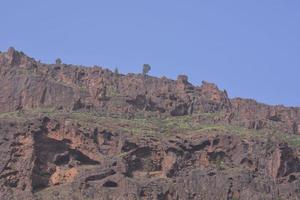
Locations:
0;117;299;199
1;48;299;134
0;48;300;199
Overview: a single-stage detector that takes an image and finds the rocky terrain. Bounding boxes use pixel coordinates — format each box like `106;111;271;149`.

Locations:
0;47;300;199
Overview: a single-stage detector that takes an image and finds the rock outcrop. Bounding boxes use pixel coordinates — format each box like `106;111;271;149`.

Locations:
0;48;300;199
0;116;300;200
0;48;299;134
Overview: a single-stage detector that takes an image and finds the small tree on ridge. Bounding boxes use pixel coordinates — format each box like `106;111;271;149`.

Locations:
55;58;62;65
142;64;151;76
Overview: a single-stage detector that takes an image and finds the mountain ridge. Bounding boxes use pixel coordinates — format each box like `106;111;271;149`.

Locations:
1;47;300;199
0;47;299;135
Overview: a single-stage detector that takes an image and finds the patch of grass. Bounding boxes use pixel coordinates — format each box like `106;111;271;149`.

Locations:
116;151;130;158
215;159;226;171
273;132;300;148
106;86;119;97
0;107;57;121
0;111;24;120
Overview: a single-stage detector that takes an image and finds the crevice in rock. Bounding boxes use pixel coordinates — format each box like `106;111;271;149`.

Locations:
190;140;211;152
102;180;118;188
85;170;116;182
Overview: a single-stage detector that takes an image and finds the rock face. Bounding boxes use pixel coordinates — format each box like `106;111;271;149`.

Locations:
1;117;300;200
0;48;299;134
0;48;230;116
0;48;300;200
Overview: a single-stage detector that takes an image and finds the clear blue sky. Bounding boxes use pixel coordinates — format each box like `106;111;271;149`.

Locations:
1;1;299;106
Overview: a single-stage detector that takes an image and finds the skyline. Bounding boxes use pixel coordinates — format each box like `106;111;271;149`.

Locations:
1;45;298;108
1;1;299;106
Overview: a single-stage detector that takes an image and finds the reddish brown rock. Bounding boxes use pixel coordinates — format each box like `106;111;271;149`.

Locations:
0;114;300;199
0;48;300;199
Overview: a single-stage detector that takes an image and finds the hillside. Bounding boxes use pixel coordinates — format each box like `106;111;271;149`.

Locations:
1;47;300;200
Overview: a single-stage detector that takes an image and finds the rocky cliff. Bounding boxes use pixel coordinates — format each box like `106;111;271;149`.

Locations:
0;47;300;200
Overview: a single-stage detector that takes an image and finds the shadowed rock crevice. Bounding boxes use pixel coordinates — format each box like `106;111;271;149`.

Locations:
102;180;118;188
85;170;116;182
30;124;100;192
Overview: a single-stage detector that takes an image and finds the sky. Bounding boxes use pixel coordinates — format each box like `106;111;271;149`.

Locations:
1;1;300;106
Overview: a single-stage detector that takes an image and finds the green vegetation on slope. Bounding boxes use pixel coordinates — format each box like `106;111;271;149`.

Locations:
1;109;300;147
